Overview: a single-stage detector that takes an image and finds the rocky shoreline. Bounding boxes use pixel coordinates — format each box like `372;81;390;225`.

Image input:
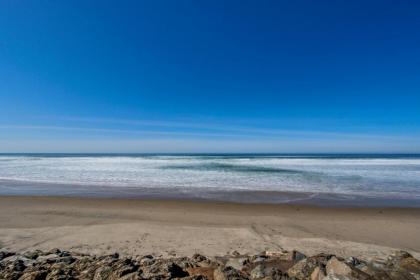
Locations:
1;249;420;280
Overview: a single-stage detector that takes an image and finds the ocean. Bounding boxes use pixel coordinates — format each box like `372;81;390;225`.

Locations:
0;154;419;207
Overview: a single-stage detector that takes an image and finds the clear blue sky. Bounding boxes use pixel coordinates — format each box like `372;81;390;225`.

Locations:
1;1;419;153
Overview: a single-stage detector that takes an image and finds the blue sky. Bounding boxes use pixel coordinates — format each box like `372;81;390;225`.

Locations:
0;1;419;153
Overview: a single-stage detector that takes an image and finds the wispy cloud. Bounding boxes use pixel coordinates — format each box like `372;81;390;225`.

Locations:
1;121;419;142
1;115;420;152
26;115;420;139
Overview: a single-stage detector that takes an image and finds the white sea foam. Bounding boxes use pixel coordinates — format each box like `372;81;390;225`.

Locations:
0;155;419;201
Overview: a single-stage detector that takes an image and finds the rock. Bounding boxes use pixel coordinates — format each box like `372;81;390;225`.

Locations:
356;251;420;280
346;256;364;268
59;251;71;257
326;257;353;276
213;267;226;280
254;256;268;263
311;267;326;280
45;263;74;280
1;248;420;280
322;274;349;279
47;248;61;255
0;252;15;261
293;251;307;262
36;254;60;263
231;250;241;257
264;249;287;257
251;264;266;279
213;266;247;280
19;271;48;280
112;258;140;278
23;251;41;260
288;258;319;279
139;255;155;266
119;272;142;280
384;251;420;280
93;265;113;280
168;262;189;278
192;253;208;262
111;252;120;259
398;255;420;274
1;255;35;267
239;249;307;278
248;264;285;279
326;257;372;280
187;266;215;279
225;257;247;270
0;260;27;280
265;249;306;262
141;260;189;279
223;266;248;280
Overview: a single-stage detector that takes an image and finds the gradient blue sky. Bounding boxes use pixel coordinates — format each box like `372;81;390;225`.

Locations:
1;1;419;153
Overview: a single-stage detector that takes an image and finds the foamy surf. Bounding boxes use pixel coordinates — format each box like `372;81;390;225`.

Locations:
0;154;419;206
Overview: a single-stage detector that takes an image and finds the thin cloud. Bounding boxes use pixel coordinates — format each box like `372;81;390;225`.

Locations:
34;115;420;140
1;123;419;142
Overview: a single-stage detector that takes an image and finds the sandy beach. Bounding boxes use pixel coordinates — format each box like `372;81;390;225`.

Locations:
1;196;419;260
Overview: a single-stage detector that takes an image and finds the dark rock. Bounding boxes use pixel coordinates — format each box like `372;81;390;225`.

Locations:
18;270;48;280
231;251;241;257
292;251;307;262
23;251;42;260
139;255;155;266
192;253;208;262
0;251;15;261
59;251;71;258
12;260;26;272
168;262;189;278
112;258;140;278
47;249;61;255
110;252;120;259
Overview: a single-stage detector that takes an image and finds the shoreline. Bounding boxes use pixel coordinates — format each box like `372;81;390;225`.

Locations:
2;179;420;208
1;193;420;209
1;195;420;260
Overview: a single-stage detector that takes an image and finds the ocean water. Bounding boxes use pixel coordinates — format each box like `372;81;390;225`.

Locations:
0;154;420;206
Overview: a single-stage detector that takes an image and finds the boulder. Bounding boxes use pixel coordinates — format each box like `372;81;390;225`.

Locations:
22;251;41;260
250;264;266;279
213;267;226;280
1;248;420;280
326;257;371;280
311;267;326;280
93;265;113;280
36;254;60;263
0;252;15;261
187;266;216;280
225;257;247;270
326;257;353;276
265;250;306;262
18;271;48;280
0;255;35;267
213;266;247;280
287;253;344;280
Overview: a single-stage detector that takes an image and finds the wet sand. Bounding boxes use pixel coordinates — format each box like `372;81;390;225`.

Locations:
1;196;420;259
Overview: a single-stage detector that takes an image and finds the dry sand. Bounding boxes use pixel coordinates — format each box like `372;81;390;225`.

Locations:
1;196;419;259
